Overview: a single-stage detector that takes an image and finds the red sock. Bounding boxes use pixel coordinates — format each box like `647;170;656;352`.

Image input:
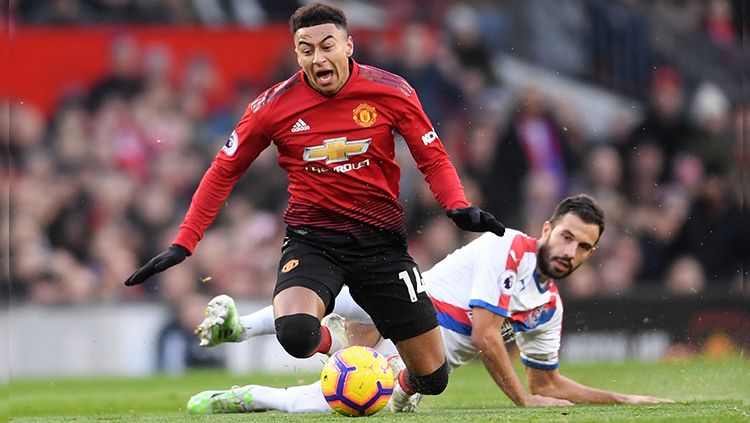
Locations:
398;369;416;395
316;326;332;354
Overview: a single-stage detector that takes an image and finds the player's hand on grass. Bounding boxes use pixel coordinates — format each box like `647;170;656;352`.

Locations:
621;394;674;404
447;206;505;237
124;245;189;286
523;395;574;407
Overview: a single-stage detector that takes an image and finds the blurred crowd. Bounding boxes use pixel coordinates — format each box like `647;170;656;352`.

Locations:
4;0;748;313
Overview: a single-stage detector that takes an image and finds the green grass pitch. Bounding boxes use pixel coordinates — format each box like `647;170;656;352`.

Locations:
4;356;748;422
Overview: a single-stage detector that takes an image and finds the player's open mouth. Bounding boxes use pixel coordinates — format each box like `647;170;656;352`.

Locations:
315;69;335;83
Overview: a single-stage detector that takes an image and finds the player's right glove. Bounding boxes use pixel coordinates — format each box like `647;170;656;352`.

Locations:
124;244;189;286
447;206;506;237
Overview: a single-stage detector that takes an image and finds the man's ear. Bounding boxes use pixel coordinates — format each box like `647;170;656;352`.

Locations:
346;36;354;57
541;221;552;239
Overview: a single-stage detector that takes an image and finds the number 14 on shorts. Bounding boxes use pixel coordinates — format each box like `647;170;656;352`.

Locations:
399;267;425;302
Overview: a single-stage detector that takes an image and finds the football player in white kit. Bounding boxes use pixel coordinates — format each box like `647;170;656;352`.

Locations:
186;195;672;414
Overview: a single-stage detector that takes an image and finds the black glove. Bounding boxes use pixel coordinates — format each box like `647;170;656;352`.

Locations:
124;244;189;286
447;206;506;237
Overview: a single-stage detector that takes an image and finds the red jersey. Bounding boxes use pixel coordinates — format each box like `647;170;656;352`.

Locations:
174;60;469;253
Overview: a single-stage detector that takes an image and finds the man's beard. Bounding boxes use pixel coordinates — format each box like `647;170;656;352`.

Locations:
537;242;575;279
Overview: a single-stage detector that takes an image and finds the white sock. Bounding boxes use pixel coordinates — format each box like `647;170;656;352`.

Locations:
248;381;331;413
239;305;276;337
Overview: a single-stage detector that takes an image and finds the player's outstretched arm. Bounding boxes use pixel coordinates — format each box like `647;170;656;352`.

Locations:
525;367;674;404
471;307;572;407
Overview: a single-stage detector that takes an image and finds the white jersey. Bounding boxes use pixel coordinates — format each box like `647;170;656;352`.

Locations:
425;230;563;370
334;230;563;371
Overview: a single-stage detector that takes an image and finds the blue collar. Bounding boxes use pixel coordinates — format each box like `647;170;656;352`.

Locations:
533;271;550;293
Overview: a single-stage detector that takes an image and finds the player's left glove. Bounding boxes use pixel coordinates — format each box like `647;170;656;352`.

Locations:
124;245;188;286
447;206;506;237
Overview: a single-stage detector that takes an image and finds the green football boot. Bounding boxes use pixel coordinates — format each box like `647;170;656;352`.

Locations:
195;294;247;347
186;385;257;414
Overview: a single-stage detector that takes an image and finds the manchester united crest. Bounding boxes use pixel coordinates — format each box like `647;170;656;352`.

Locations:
353;103;377;128
281;259;299;273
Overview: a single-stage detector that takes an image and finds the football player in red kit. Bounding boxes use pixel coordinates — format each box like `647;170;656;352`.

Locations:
124;2;505;399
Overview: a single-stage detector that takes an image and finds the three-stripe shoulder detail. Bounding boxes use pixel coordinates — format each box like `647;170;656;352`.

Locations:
359;65;413;97
251;74;302;112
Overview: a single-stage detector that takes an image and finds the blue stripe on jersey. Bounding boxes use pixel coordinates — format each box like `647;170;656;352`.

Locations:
509;307;557;332
521;357;559;370
437;312;472;336
468;299;510;318
533;272;550;293
510;321;526;333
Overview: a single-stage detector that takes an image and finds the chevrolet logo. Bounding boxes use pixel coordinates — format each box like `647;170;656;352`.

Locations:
303;137;371;164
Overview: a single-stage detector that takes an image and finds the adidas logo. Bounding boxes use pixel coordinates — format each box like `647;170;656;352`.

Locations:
291;119;310;133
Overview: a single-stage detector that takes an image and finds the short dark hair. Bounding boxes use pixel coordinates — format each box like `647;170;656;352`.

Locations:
290;2;347;34
550;194;605;241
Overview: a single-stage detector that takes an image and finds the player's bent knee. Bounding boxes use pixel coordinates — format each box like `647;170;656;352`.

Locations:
275;314;321;358
408;360;449;395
